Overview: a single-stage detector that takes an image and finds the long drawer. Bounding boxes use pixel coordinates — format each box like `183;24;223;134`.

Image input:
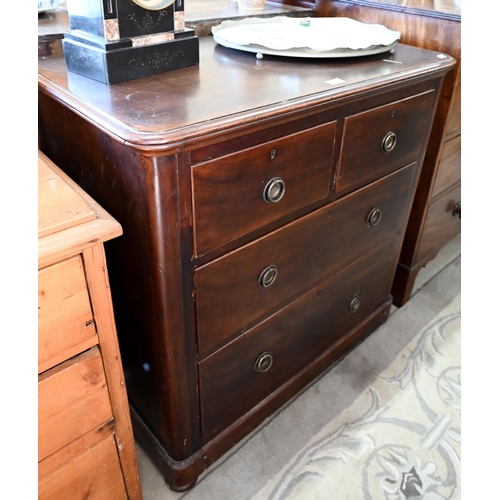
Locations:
192;121;336;256
198;234;401;440
195;162;418;356
38;347;114;462
337;90;435;194
39;433;127;500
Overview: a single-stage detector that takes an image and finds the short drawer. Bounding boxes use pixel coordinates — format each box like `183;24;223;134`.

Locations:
38;347;114;462
192;121;336;256
415;184;461;264
195;162;418;356
39;433;127;500
337;90;436;194
431;135;460;199
38;255;97;374
199;234;401;440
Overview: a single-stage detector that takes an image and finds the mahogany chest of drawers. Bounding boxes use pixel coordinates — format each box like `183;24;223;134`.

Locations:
38;36;454;491
38;152;142;499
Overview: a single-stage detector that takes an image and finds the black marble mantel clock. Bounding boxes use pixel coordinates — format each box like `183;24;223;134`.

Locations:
62;0;199;84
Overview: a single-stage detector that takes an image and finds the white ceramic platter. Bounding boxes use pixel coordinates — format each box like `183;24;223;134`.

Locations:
212;16;400;59
213;35;399;59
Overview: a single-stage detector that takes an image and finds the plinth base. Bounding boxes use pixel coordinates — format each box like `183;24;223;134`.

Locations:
62;31;199;84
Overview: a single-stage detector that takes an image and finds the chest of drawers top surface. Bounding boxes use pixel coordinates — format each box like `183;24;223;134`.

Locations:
38;157;96;238
38;37;454;148
38;152;123;269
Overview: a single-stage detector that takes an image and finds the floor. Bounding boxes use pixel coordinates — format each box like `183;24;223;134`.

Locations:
134;233;462;500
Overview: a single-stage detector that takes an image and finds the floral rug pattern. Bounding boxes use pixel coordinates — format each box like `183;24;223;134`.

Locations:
252;295;461;500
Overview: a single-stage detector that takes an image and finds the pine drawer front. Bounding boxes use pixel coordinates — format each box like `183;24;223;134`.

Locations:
415;184;461;263
198;235;400;440
38;347;114;462
39;433;127;500
38;255;97;374
431;135;461;199
195;162;417;356
337;90;436;194
191;122;336;256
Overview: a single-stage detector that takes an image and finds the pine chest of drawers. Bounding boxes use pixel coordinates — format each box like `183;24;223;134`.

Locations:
38;36;454;491
38;152;142;499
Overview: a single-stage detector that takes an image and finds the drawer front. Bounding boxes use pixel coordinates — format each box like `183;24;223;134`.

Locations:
431;135;461;199
38;347;114;462
38;255;97;374
39;433;127;500
199;235;401;440
195;162;417;356
415;184;461;264
192;121;336;256
337;90;435;194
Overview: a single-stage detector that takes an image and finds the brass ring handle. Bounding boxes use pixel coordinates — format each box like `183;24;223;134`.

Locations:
349;296;362;313
381;131;397;153
263;177;286;204
452;201;461;219
367;207;382;227
254;352;273;373
259;265;278;288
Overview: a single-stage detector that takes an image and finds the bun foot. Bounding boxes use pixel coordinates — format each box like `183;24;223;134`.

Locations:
168;478;197;492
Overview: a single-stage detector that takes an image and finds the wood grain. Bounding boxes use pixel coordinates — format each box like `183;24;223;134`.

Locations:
195;163;417;355
39;433;128;500
38;347;113;462
38;155;96;238
82;244;143;500
38;255;97;374
431;135;461;198
415;184;461;263
38;38;454;150
337;90;435;194
38;151;122;269
192;121;336;255
199;235;401;440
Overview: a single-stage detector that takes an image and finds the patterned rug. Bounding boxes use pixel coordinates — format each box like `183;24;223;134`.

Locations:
250;295;461;500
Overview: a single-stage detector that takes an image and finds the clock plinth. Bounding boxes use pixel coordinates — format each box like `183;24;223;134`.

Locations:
62;0;199;84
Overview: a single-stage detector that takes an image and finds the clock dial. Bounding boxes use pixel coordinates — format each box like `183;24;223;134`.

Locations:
129;0;175;10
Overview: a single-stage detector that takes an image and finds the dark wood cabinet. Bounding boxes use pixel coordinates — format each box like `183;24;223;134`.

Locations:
38;36;454;491
315;0;461;305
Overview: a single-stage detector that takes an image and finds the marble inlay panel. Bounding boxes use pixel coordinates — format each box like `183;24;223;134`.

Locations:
131;32;175;47
104;18;119;41
174;11;185;31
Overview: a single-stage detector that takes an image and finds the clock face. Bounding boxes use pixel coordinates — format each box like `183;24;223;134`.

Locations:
129;0;175;9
